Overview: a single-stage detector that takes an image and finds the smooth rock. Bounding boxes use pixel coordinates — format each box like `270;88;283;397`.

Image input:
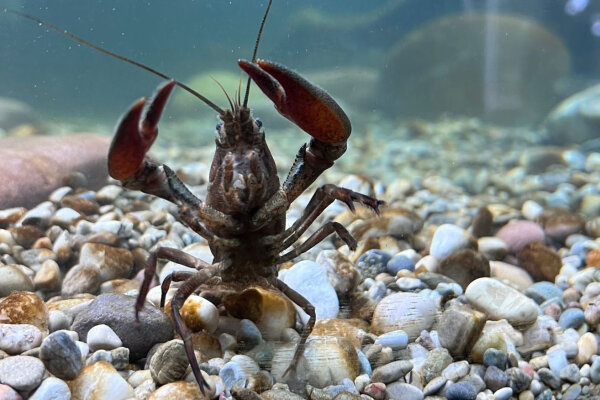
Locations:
0;355;45;391
149;340;188;385
465;278;538;327
524;282;563;304
224;287;294;340
87;324;123;351
316;250;361;295
272;336;359;388
446;381;477;400
0;265;34;297
0;291;48;332
490;261;534;291
34;259;61;292
355;249;391;279
281;260;339;321
437;306;485;357
496;220;545;254
517;242;562;282
437;249;490;289
371;292;438;338
39;331;82;380
311;319;367;349
79;243;133;282
61;264;101;297
68;361;133;400
385;381;424;400
71;293;173;360
374;330;409;350
29;377;71;400
429;224;475;259
146;381;204;400
0;383;22;400
372;360;412;383
0;324;42;355
0;134;109;209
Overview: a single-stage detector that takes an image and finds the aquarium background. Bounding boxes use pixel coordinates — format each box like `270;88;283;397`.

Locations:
1;0;600;151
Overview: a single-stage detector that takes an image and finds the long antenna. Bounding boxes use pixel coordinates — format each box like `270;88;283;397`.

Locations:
6;9;225;115
242;0;273;108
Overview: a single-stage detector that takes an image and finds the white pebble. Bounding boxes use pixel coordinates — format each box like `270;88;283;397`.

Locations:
87;324;122;351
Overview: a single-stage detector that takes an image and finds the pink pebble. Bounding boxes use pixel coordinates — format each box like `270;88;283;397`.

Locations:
496;220;545;253
0;384;22;400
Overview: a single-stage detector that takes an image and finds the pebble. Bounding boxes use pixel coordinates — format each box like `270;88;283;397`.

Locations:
465;277;538;327
484;365;508;391
87;323;123;351
224;288;293;340
149;340;189;385
0;291;48;332
69;361;134;400
558;308;585;329
386;254;415;274
71;293;173;360
0;355;45;391
494;386;513;400
524;281;563;304
371;360;413;383
79;242;133;282
0;265;34;296
374;329;409;349
385;382;424;400
429;224;475;259
146;381;203;400
39;330;83;380
483;348;507;370
281;260;339;321
0;324;42;355
355;249;392;279
371;292;438;339
445;381;477;400
0;384;22;400
29;377;71;400
496;220;545;254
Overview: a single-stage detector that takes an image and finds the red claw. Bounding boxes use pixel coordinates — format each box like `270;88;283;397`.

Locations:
108;80;176;180
238;59;351;144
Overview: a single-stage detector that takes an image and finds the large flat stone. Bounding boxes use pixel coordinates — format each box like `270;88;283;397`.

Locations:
0;134;109;209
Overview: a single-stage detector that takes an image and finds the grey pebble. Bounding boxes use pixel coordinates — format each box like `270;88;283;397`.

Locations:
494;387;513;400
537;367;561;390
0;355;45;391
563;383;582;400
149;339;188;385
39;331;83;380
445;381;477;400
374;330;408;350
560;363;581;384
484;365;507;392
483;348;507;370
385;382;424;400
29;377;71;400
372;360;413;384
71;293;173;360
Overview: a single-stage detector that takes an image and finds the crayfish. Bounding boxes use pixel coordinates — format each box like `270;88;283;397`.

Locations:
12;1;382;393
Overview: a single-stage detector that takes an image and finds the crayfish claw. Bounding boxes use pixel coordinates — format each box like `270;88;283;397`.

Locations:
107;80;176;181
239;59;351;144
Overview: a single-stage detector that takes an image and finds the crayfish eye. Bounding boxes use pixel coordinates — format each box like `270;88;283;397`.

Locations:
216;122;223;132
255;118;262;128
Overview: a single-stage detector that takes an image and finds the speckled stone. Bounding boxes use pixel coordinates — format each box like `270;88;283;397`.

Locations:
0;355;45;391
0;291;48;332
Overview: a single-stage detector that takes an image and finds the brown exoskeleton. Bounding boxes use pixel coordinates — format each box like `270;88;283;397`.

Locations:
11;1;382;393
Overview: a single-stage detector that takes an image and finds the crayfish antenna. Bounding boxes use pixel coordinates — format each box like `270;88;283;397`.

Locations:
243;0;274;107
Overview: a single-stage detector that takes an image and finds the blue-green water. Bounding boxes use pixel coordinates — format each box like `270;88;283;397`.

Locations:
1;0;600;141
